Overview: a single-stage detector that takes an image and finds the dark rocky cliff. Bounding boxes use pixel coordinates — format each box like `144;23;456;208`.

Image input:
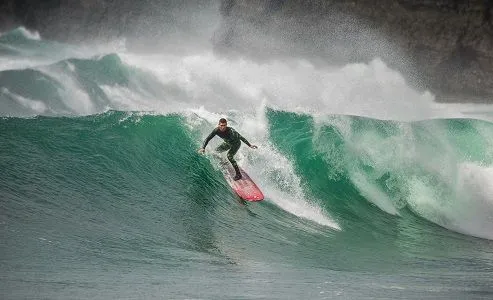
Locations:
1;0;492;102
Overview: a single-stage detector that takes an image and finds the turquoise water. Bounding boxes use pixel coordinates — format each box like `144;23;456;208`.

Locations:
1;27;493;299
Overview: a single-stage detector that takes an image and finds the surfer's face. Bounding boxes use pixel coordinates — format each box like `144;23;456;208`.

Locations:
218;122;227;132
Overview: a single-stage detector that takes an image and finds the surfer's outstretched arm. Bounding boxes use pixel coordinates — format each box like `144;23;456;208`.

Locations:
238;134;251;147
198;128;218;153
239;134;258;149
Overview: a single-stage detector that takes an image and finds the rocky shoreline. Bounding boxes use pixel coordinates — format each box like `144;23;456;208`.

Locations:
1;0;492;102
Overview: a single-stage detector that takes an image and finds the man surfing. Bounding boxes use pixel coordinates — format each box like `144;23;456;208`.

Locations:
198;118;257;180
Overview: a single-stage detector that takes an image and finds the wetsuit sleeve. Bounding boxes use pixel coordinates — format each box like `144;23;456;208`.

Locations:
239;133;252;147
202;128;218;149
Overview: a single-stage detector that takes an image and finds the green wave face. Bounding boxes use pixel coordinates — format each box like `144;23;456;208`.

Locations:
2;111;492;258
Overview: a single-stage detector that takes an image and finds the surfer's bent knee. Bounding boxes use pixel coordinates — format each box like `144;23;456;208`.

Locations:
227;153;236;164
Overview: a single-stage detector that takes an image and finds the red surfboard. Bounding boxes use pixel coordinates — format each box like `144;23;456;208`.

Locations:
220;161;264;202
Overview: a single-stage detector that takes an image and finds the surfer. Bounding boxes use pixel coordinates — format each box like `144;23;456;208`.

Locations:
198;118;258;180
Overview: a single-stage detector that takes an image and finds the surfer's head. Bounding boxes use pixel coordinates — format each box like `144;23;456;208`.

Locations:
218;118;227;132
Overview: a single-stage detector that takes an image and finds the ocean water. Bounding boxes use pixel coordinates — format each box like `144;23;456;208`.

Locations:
1;26;493;299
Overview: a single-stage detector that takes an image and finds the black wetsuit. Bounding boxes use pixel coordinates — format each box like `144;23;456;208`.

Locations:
202;127;251;170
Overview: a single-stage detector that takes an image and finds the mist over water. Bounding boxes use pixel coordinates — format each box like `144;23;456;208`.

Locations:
3;12;493;121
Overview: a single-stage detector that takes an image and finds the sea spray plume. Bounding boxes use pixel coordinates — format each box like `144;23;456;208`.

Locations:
213;1;418;87
120;52;492;122
215;0;493;103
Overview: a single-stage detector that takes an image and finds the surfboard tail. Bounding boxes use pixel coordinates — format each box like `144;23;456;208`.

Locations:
224;166;264;202
210;154;264;202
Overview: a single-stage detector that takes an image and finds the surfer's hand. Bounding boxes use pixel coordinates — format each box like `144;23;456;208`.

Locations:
250;145;258;149
198;148;205;154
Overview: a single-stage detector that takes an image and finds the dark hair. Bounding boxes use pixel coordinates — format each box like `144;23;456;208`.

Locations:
219;118;227;124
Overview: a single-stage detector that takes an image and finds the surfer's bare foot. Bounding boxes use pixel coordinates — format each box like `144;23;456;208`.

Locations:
233;174;242;181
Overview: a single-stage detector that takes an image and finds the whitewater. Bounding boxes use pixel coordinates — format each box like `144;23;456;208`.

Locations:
1;25;493;299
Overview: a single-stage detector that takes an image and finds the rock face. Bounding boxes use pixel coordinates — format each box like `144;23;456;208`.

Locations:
1;0;492;102
215;0;493;102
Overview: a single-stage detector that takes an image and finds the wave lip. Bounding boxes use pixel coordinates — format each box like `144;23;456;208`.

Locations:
15;26;41;40
0;26;41;41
